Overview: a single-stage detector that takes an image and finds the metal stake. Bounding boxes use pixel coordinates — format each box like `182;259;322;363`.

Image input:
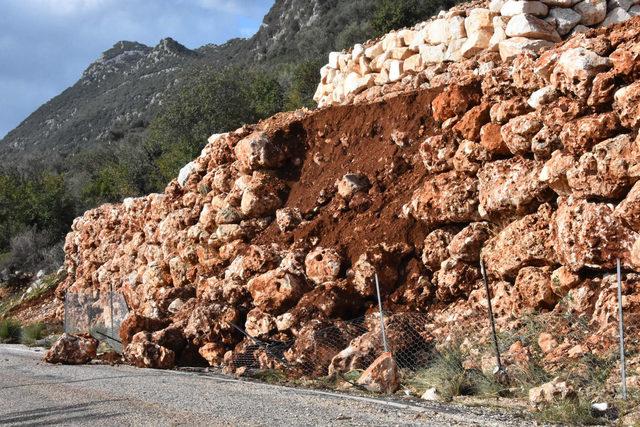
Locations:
109;282;115;340
616;258;627;400
375;273;389;353
480;259;502;371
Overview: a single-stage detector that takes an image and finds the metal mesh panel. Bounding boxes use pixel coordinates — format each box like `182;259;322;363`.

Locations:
230;311;435;378
64;290;129;353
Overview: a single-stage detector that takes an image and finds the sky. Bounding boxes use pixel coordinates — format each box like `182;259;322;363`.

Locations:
0;0;273;139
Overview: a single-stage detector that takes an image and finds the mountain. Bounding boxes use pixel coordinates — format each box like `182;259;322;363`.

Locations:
0;0;377;171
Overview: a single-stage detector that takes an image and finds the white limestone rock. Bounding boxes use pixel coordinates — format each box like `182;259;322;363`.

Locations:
465;8;495;33
607;0;633;11
461;28;493;58
528;86;558;109
388;60;404;82
549;7;582;35
574;0;607;25
602;6;632;26
499;37;555;60
419;44;447;64
505;13;562;42
501;0;549;16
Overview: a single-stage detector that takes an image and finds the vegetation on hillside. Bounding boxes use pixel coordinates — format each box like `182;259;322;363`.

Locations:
0;0;458;277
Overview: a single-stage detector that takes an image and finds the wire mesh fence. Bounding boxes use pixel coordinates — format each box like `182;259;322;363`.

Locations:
64;289;129;353
228;311;435;379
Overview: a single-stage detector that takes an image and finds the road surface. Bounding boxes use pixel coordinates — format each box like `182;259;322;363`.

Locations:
0;345;529;426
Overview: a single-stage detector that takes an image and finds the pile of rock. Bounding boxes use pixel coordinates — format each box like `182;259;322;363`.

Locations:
55;16;640;378
314;0;639;107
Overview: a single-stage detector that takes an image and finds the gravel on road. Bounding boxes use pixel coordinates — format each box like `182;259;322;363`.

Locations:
0;345;531;426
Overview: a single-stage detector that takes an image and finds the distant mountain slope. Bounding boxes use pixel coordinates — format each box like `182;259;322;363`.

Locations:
0;0;377;170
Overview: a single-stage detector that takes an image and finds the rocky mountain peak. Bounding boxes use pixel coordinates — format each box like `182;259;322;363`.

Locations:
153;37;196;56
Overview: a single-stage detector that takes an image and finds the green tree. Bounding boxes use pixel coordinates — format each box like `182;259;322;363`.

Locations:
285;59;325;110
371;0;458;35
145;67;284;184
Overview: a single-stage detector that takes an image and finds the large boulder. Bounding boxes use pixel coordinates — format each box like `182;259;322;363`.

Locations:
234;132;286;172
356;352;400;394
614;82;640;130
616;181;640;232
124;331;176;369
408;171;481;227
419;134;458;174
552;198;638;271
448;222;492;262
240;171;287;218
566;134;639;199
550;48;612;100
43;333;98;365
435;258;481;302
247;268;307;314
304;247;343;285
558;112;620;155
573;0;607;25
431;84;482;123
505;14;561;42
501;112;543;155
498;37;555;61
478;157;549;218
514;266;559;310
482;204;557;279
353;243;411;297
422;228;459;271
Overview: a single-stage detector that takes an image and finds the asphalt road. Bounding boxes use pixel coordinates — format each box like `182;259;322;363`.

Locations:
0;345;529;426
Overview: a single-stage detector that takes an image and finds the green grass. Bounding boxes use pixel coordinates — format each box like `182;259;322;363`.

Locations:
0;318;22;343
533;399;602;426
405;345;503;400
250;369;288;384
21;322;46;346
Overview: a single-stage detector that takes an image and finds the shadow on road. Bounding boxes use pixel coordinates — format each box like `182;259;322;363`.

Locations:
0;400;126;425
0;373;171;390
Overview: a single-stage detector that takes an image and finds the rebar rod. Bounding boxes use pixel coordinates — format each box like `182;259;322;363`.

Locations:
374;273;389;353
480;258;502;370
616;258;627;400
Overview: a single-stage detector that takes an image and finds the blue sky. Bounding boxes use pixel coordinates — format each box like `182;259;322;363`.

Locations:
0;0;273;138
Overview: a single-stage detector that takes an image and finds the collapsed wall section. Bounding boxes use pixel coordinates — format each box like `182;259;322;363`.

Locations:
59;19;640;373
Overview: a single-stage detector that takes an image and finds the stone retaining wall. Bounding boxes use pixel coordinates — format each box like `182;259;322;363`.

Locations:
313;0;639;107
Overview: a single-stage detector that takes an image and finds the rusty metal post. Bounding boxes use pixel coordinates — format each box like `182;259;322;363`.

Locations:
480;258;503;372
375;273;389;353
616;258;627;400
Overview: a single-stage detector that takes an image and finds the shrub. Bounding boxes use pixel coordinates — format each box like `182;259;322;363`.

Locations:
534;399;601;425
0;318;22;343
371;0;462;35
21;322;46;346
405;345;502;400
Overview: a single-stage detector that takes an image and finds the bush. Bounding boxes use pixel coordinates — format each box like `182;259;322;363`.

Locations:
534;399;601;425
21;322;46;346
145;67;285;184
0;318;22;343
405;345;502;400
371;0;461;35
